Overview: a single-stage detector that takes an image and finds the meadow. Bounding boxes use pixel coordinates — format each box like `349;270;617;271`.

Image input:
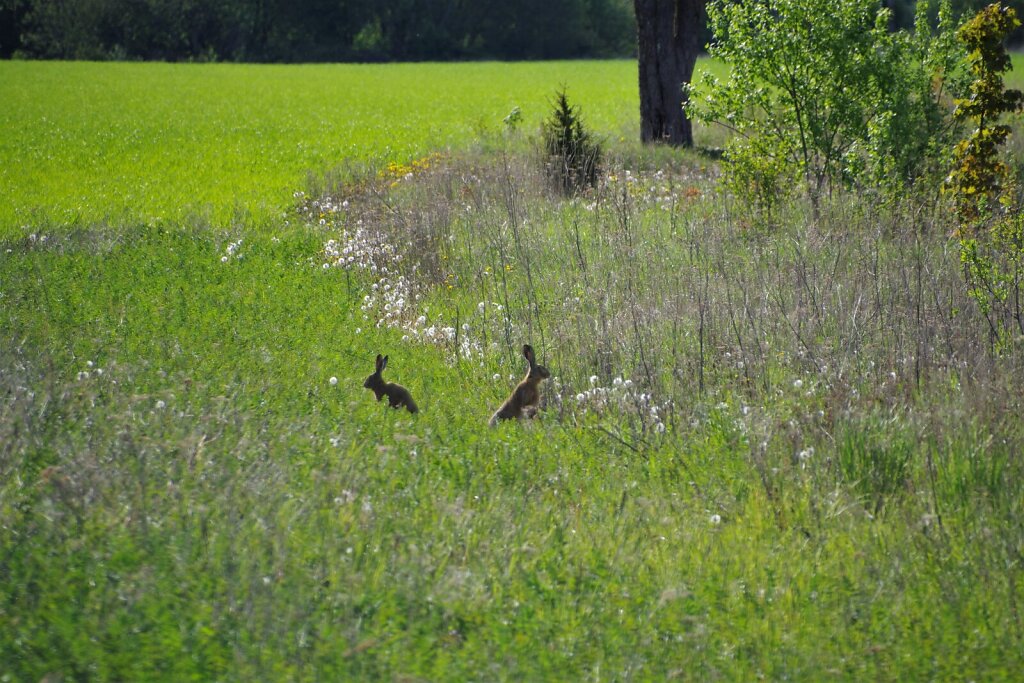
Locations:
2;59;1024;680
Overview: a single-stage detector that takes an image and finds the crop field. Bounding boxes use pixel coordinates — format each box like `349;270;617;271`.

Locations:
0;60;654;236
2;59;1024;680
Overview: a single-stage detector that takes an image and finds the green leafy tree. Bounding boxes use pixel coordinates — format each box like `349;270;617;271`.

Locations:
946;3;1024;344
946;2;1024;224
9;0;637;62
0;0;28;57
688;0;963;212
858;0;967;189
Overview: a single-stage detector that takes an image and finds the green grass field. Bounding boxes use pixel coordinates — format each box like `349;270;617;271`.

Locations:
0;60;649;236
2;59;1023;680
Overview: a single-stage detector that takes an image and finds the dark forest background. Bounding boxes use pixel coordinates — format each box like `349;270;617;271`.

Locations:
0;0;1020;62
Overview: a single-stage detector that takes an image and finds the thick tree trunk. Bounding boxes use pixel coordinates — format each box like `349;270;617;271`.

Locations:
634;0;703;146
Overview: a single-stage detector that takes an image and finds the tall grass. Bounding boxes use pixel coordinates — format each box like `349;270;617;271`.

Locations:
3;58;1024;679
4;139;1023;679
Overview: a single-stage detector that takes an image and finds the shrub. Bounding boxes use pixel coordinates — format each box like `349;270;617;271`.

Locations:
542;89;601;195
947;3;1024;346
946;2;1024;226
688;0;964;212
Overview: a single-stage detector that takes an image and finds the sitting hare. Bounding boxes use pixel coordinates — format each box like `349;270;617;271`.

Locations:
363;354;418;413
489;344;550;426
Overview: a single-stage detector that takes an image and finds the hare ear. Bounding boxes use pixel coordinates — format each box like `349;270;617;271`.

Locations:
375;354;384;371
381;355;389;371
522;344;535;364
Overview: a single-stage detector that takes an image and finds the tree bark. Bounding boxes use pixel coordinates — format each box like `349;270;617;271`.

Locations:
634;0;703;146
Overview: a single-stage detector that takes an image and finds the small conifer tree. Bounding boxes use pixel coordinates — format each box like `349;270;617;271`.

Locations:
542;90;601;195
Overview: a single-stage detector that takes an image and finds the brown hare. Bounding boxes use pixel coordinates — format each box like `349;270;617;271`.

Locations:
363;354;418;413
489;344;550;426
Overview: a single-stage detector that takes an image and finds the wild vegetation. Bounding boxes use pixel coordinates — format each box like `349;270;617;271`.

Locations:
3;13;1024;683
690;0;965;210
